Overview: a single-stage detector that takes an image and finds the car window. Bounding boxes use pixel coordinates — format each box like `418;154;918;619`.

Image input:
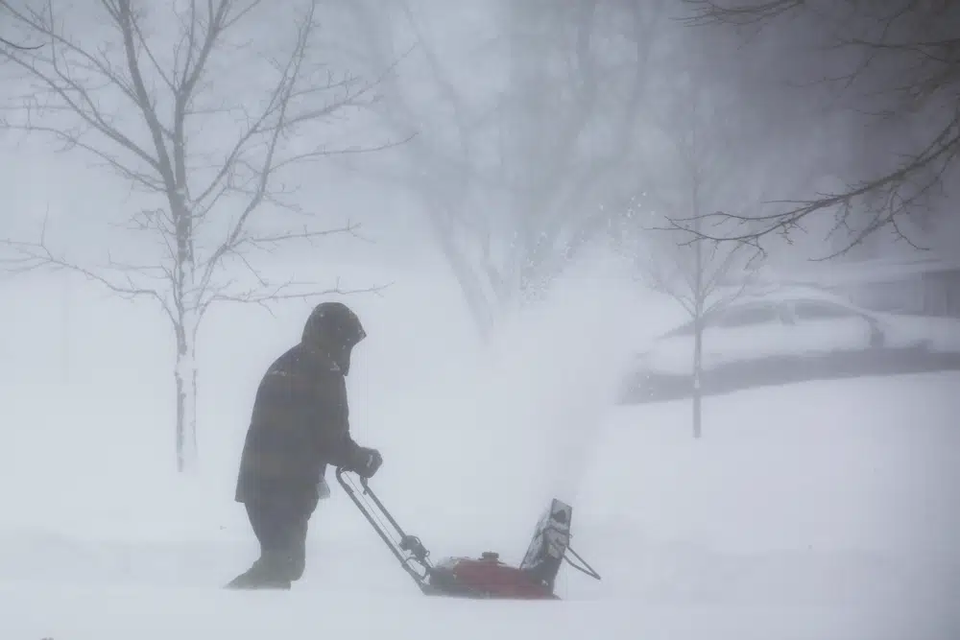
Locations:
792;301;860;321
713;304;780;328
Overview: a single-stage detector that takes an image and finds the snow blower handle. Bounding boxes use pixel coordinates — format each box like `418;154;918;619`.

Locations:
335;467;435;594
344;473;427;561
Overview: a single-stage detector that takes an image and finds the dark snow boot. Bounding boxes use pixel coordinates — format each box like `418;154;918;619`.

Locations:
225;553;293;590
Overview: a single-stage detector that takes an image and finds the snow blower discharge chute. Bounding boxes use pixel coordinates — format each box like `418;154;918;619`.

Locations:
336;468;601;599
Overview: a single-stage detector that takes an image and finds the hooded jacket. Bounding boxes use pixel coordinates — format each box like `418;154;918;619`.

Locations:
234;340;363;505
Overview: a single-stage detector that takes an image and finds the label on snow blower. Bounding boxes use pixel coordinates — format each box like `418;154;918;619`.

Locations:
519;499;572;591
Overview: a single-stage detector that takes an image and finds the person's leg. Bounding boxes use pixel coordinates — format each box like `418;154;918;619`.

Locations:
226;498;294;589
275;491;319;583
226;492;318;588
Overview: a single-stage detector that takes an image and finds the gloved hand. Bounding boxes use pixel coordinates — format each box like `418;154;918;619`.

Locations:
351;447;382;479
317;475;331;500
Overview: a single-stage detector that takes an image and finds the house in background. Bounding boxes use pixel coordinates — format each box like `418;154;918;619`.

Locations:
811;257;960;318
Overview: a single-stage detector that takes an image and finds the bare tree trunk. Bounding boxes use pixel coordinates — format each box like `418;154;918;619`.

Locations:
172;186;198;470
174;309;199;472
692;298;703;437
423;199;496;341
446;255;495;341
60;275;70;384
692;193;704;439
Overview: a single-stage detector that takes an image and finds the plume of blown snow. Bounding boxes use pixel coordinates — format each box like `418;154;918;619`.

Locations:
464;247;654;525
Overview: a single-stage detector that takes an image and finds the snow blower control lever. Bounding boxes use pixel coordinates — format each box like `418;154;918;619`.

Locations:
335;467;601;600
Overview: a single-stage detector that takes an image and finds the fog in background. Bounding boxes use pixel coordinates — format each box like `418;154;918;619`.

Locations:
1;1;959;637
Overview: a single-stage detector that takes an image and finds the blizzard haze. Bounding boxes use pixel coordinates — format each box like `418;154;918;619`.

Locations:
2;0;960;639
3;250;958;639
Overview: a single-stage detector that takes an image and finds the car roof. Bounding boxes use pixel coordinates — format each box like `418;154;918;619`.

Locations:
725;285;862;310
656;286;871;340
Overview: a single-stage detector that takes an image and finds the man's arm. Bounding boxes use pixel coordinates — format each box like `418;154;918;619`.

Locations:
285;364;380;476
312;383;381;476
298;370;370;470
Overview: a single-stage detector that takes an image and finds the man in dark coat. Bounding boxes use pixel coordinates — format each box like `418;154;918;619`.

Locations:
226;301;383;589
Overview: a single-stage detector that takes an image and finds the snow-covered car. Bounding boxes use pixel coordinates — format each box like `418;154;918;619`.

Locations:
621;286;960;403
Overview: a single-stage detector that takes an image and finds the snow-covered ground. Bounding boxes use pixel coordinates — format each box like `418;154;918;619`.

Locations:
1;258;958;639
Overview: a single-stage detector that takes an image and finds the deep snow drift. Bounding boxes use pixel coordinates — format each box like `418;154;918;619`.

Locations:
1;256;958;639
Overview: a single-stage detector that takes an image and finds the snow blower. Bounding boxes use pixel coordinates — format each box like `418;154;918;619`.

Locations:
336;467;601;600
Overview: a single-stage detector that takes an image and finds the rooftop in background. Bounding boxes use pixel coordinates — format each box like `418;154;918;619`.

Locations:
725;255;960;288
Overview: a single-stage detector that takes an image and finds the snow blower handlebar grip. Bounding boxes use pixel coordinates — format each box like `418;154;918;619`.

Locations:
399;534;429;562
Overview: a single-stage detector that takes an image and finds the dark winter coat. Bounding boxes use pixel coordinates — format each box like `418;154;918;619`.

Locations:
234;342;363;505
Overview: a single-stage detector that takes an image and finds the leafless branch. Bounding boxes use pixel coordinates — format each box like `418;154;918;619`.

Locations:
671;109;960;257
3;215;178;325
3;0;397;314
680;0;803;27
345;0;669;334
676;0;960;256
0;34;43;50
198;277;391;319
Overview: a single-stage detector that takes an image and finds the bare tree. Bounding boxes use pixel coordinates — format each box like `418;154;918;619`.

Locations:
0;0;397;471
631;205;759;438
333;0;664;339
619;58;769;438
676;0;960;258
